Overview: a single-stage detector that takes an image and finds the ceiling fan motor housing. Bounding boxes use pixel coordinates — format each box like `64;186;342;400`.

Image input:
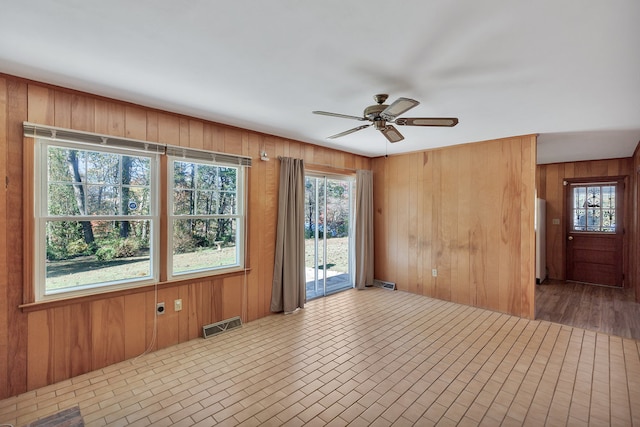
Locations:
364;104;388;120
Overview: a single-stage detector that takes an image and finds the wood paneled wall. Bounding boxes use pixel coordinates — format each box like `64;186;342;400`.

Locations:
0;74;371;399
536;158;633;282
372;135;537;319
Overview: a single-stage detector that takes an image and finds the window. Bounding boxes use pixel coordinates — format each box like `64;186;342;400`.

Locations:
168;158;245;278
35;140;159;300
571;183;616;232
28;122;251;302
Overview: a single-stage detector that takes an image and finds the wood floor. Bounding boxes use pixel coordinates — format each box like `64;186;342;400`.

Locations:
1;288;639;426
536;279;640;340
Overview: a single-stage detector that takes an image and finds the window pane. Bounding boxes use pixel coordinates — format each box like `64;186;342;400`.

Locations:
48;147;74;182
601;185;615;208
573;187;586;209
196;190;218;214
173;189;194;215
45;219;152;293
124;187;151;215
174;161;194;189
173;218;238;274
87;185;120;215
196;164;219;190
48;183;80;215
586;186;600;208
603;210;616;231
586;208;600;231
573;209;586;231
127;156;150;186
86;151;119;184
218;167;237;191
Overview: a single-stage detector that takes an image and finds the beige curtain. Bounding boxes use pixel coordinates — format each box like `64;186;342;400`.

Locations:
355;169;374;289
271;157;306;313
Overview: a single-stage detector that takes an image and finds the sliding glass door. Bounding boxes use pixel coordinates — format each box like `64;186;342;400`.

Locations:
304;174;354;299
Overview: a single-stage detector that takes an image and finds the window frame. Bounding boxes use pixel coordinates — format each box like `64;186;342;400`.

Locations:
26;121;252;304
34;139;161;302
167;156;246;280
569;181;618;233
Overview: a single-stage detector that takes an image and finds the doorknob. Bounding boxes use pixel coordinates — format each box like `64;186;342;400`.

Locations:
568;236;573;240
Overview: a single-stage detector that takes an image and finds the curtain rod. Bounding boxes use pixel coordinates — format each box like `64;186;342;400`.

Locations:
276;156;357;172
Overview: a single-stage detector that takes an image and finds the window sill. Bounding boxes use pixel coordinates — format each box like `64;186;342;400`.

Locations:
19;268;251;313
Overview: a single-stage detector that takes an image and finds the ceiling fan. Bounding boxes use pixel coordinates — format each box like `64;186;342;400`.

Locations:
313;94;458;143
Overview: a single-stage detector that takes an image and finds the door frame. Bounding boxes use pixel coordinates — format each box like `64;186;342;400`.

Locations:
304;172;355;299
563;176;626;286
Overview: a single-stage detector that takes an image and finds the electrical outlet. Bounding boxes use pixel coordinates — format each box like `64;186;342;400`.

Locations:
156;302;165;315
174;299;183;312
432;269;438;277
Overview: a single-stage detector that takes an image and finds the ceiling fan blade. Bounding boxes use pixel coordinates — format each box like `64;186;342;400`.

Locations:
380;125;404;143
380;97;419;121
395;117;459;127
313;111;367;121
328;124;371;139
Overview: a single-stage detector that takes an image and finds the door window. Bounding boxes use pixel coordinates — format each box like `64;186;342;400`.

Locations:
571;183;616;232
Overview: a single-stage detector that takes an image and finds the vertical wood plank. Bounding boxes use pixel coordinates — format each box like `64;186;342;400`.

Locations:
124;293;147;359
498;138;521;314
124;105;147;140
178;284;190;343
395;154;410;291
157;113;180;145
27;85;54;125
421;151;434;297
69;303;92;378
70;94;95;132
189;120;204;150
0;77;7;399
54;91;72;128
520;135;536;318
91;297;125;370
455;146;472;305
7;79;28;396
385;156;399;284
224;128;243;155
94;100;124;136
156;287;180;349
52;306;71;383
222;276;244;320
26;310;53;390
179;118;189;147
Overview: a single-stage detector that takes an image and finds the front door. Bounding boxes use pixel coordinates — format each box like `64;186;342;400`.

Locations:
566;178;624;287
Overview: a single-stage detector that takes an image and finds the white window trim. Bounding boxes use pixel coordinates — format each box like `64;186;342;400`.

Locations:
34;139;160;302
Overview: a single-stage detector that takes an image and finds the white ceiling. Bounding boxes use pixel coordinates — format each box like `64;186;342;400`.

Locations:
1;1;639;164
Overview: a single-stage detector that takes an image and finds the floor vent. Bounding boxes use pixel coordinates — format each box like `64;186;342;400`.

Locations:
202;316;242;339
373;279;396;291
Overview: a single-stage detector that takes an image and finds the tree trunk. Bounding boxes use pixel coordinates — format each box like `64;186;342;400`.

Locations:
67;150;94;244
120;156;132;238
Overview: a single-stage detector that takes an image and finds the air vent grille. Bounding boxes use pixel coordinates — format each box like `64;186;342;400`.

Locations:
373;279;396;291
203;316;242;339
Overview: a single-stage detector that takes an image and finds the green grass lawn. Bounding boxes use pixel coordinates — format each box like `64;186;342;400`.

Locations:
46;236;351;291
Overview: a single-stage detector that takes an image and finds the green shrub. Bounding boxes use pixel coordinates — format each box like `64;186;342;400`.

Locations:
46;244;68;261
96;246;116;261
67;239;91;256
115;238;140;258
